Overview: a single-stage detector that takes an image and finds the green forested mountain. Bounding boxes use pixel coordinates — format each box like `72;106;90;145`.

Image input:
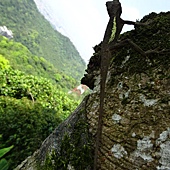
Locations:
0;0;86;80
0;36;77;90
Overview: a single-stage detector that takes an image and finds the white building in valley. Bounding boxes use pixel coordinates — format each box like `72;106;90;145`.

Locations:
0;26;13;39
68;84;89;96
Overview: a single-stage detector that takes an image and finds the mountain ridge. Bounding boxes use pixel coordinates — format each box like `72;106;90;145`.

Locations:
33;0;69;37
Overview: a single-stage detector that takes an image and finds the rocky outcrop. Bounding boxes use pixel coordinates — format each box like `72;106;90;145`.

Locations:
15;12;170;170
0;26;13;39
15;96;93;170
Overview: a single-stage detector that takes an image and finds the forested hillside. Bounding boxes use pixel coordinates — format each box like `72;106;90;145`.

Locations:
0;1;87;169
0;36;77;90
0;0;86;80
0;35;87;169
0;33;85;168
0;53;80;169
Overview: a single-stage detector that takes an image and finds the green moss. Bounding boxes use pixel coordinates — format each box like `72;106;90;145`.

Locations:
111;12;170;75
121;97;130;105
39;110;93;170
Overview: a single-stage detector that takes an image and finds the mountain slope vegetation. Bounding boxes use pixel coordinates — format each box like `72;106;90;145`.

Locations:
0;1;87;169
0;0;86;80
0;56;80;169
0;36;77;90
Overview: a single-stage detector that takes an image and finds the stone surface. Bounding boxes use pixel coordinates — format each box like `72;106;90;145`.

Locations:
15;12;170;170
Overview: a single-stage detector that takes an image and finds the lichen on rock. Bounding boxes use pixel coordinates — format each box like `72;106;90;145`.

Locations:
16;12;170;170
83;11;170;169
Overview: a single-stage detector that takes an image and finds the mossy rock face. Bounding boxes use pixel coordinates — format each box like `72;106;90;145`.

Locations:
15;96;93;170
82;12;170;90
16;12;170;170
85;12;170;169
39;103;93;170
87;65;170;169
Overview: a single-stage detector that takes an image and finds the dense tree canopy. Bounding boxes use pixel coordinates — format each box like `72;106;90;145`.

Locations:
0;36;77;90
0;66;80;169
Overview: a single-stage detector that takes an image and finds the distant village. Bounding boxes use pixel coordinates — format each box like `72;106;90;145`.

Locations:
0;26;13;39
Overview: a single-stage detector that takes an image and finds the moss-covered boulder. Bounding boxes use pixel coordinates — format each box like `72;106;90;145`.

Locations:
15;12;170;170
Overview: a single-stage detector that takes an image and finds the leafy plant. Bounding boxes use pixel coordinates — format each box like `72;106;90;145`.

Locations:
0;68;79;119
0;67;80;169
0;96;61;169
0;54;10;70
0;145;13;170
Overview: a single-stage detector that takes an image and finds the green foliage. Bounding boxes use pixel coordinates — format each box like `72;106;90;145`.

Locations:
0;0;86;80
0;1;86;169
0;145;13;170
0;96;61;169
0;146;13;158
40;112;93;170
0;68;80;169
0;159;9;170
0;68;79;119
0;36;77;90
0;54;10;70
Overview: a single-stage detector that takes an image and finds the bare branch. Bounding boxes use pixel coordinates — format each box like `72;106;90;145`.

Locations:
109;39;146;57
123;20;153;26
145;49;170;55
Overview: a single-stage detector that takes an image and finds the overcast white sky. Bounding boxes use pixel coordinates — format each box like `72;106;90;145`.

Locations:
43;0;170;63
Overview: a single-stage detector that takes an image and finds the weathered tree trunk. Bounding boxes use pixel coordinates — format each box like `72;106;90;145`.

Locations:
15;12;170;170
